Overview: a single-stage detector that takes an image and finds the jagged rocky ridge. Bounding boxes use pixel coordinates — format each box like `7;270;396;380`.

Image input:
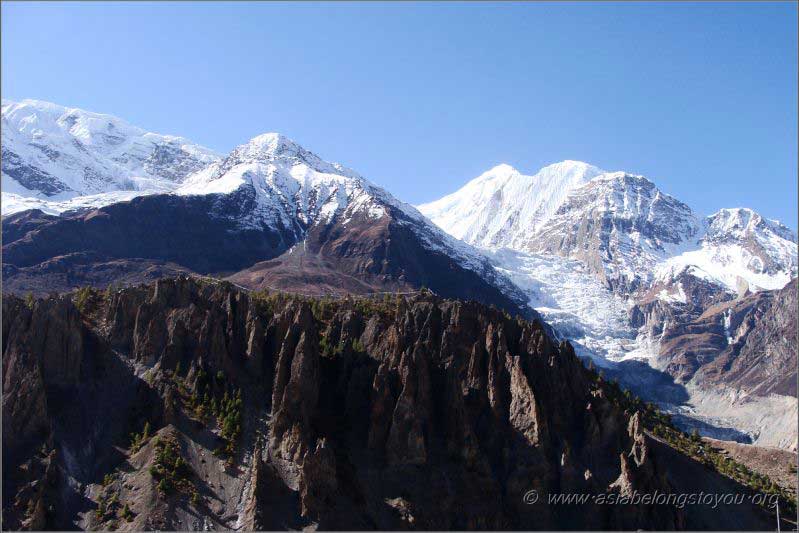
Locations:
1;277;784;530
640;279;798;450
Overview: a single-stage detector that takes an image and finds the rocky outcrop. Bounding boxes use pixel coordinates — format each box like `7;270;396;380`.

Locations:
1;277;779;530
228;204;530;317
647;279;797;397
699;279;797;397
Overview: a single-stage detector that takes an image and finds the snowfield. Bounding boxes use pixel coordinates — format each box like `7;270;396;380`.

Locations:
655;208;798;293
1;98;219;211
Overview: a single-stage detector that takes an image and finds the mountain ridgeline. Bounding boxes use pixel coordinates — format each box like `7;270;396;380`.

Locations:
2;106;529;317
1;278;788;530
2;100;799;530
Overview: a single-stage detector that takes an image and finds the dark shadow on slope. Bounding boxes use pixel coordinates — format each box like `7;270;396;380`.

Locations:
578;357;755;443
579;357;691;405
668;413;753;444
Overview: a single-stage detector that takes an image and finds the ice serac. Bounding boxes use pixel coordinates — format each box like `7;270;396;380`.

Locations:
1;98;220;212
417;160;603;249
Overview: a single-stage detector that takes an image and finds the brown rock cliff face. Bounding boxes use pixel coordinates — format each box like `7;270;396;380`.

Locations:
698;279;797;397
648;279;797;397
1;277;776;530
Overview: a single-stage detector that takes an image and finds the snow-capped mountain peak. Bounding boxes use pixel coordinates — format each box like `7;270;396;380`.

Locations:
171;131;527;305
654;207;797;293
484;162;518;175
706;207;795;243
424;157;796;300
4;98;145;147
1;98;220;208
467;163;521;187
539;159;603;179
527;170;702;292
179;131;364;191
233;132;317;164
248;131;293;150
174;132;377;231
417;159;605;249
208;132;359;181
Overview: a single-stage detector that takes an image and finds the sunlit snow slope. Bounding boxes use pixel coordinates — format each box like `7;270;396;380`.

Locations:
656;207;797;293
1;99;220;214
417;160;603;249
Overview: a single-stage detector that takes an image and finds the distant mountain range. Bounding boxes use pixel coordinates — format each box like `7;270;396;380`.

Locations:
2;98;796;449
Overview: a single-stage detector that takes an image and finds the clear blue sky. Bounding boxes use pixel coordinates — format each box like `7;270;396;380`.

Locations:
2;2;797;227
